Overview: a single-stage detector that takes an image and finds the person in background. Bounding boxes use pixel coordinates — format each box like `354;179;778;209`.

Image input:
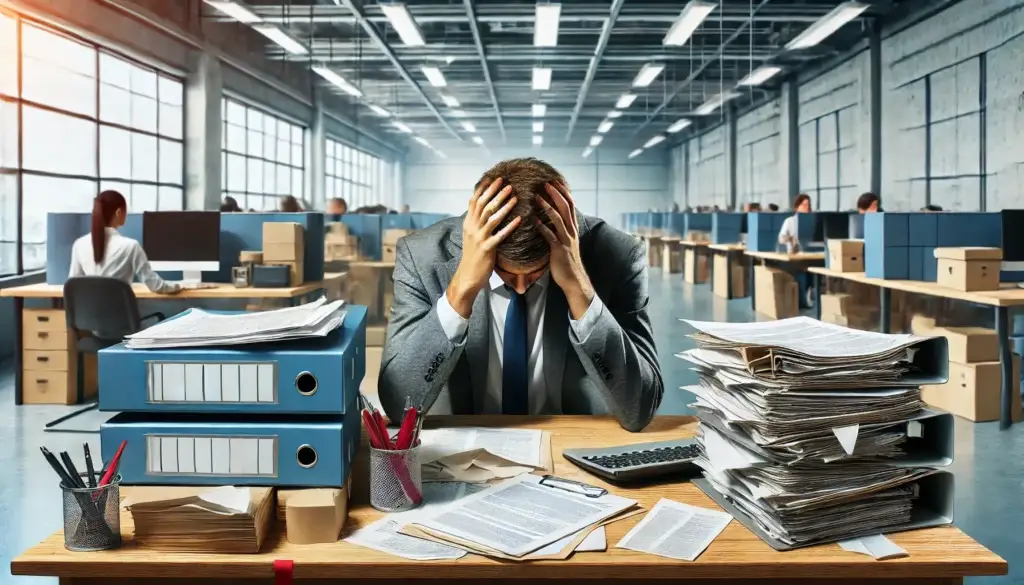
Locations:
856;192;880;213
400;204;411;213
778;193;814;309
922;204;943;212
325;197;347;216
280;195;301;212
744;202;762;212
68;190;180;294
219;196;242;213
767;203;779;212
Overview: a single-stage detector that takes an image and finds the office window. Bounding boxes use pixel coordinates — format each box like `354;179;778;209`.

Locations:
326;138;389;211
221;97;305;211
799;107;859;211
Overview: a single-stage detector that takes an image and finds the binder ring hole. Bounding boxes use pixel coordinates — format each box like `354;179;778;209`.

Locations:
295;371;318;396
296;445;318;468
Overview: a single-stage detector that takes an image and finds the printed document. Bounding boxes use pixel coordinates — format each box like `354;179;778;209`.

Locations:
419;427;544;468
409;474;636;557
616;499;731;561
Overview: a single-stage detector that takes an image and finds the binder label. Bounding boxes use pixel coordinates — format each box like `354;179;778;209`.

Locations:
145;435;278;477
146;362;277;404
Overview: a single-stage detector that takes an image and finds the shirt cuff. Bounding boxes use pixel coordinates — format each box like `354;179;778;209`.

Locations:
436;292;469;343
569;295;604;343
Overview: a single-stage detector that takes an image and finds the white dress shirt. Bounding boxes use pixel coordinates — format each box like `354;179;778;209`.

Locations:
68;228;179;293
778;215;798;253
435;271;603;414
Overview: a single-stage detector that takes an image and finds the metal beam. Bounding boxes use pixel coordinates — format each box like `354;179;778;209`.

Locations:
333;0;463;142
565;0;625;144
463;0;505;143
270;47;777;63
630;0;772;139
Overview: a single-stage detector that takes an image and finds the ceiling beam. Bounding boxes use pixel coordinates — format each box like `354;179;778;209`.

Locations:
269;48;777;63
565;0;626;144
630;0;773;140
463;0;506;143
332;0;463;142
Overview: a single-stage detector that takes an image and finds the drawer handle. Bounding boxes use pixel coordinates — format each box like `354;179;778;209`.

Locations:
36;378;47;384
36;356;49;362
37;316;49;322
38;332;49;338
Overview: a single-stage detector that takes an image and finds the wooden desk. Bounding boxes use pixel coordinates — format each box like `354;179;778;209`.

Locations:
11;415;1005;585
0;273;345;406
679;241;711;285
810;267;1024;429
707;244;747;299
744;251;826;312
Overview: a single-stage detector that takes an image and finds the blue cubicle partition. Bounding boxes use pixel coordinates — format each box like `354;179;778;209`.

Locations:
711;213;744;244
864;212;1004;281
46;212;325;285
747;213;789;252
411;213;449;230
340;213;449;261
686;213;712;233
668;213;686;237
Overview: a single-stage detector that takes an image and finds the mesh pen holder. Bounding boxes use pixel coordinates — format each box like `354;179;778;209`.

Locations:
369;445;423;513
61;477;121;552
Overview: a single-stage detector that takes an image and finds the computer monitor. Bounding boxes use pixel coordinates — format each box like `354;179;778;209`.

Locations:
849;214;865;239
143;211;221;282
810;212;850;245
740;213;748;234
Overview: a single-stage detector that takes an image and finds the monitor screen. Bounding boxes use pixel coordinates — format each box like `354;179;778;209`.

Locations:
143;211;221;270
740;214;748;234
821;212;850;240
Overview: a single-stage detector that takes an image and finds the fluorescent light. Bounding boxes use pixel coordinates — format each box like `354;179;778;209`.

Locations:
664;1;715;46
472;136;484;145
787;1;869;50
379;2;425;47
532;104;547;117
534;3;561;47
597;120;613;134
312;66;362;98
632;63;665;88
643;135;666;148
615;93;637;109
450;109;467;117
440;94;460;107
589;135;603;147
738;65;783;86
254;26;307;55
368;104;391;117
582;147;593;158
667;118;691;133
435;150;447;159
533;135;543;146
693;91;741;115
461;121;476;133
533;121;544;132
393;121;413;133
628;148;643;159
420;66;447;87
606;110;623;119
414;136;430;147
205;0;261;24
532;67;552;91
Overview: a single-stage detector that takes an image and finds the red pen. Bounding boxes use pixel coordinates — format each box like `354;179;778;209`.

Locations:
396;408;418;450
94;440;126;500
372;410;394;449
361;409;385;449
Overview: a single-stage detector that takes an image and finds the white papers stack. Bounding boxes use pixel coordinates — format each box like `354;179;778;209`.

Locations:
125;297;346;348
679;317;949;549
418;428;550;482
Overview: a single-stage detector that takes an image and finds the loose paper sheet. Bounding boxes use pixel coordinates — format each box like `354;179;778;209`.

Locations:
839;534;909;560
616;499;732;561
418;428;545;468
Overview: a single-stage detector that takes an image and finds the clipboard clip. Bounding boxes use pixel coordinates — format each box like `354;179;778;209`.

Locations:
539;475;607;498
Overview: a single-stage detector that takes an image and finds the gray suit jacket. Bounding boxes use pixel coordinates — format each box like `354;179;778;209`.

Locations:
378;214;663;431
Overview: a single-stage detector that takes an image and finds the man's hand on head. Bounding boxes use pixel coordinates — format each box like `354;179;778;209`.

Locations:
537;182;595;320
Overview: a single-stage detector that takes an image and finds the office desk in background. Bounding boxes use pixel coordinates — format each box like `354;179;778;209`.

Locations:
744;251;826;312
707;244;747;299
11;415;1005;585
810;266;1024;430
0;273;346;406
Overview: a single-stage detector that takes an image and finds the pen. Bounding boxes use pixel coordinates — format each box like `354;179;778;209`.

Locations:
362;409;385;449
40;447;77;488
60;451;86;489
83;444;97;488
396;407;417;450
95;440;126;500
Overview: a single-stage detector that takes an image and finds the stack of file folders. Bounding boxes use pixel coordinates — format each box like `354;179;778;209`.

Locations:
123;486;275;553
678;316;954;550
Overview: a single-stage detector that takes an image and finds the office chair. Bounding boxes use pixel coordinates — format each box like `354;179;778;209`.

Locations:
46;277;165;431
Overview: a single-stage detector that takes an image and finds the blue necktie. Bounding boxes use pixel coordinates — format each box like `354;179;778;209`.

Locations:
502;288;529;415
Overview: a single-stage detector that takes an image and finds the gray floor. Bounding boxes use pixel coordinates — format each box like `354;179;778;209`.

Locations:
0;270;1021;583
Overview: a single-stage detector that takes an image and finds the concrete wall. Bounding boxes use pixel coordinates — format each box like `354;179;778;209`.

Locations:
687;126;729;208
402;147;671;226
736;100;783;209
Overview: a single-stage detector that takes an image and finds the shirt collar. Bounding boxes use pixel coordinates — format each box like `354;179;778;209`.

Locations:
489;270;550;292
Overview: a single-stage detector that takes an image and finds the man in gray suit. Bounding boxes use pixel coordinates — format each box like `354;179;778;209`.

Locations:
379;158;663;431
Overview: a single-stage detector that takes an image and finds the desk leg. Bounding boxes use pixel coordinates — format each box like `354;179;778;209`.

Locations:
813;272;822;321
725;253;733;299
13;296;23;405
879;288;891;333
997;306;1013;430
749;257;756;310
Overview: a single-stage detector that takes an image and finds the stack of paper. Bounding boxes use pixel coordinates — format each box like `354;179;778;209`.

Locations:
400;474;638;561
679;317;954;550
124;297;346;348
123;486;275;553
418;428;552;482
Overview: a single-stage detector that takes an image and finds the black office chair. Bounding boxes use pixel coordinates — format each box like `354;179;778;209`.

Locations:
45;277;165;431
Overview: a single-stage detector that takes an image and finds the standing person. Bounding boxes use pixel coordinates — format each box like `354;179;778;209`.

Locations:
378;158;663;432
68;190;180;294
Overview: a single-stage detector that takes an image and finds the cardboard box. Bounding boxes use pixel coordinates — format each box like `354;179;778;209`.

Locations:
712;253;747;298
361;345;383;396
827;239;864;273
279;488;349;544
921;356;1022;422
647;238;663;268
239;250;263;264
366;325;386;347
662;241;683;273
382;244;397;263
911;318;998;364
263;241;304;262
683;248;708;284
754;266;798;319
820;293;851;317
686;231;710;243
383;228;411;245
935;247;1001;291
327;222;349;236
263;222;304;244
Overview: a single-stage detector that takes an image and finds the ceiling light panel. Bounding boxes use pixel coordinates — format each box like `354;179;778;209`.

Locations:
533;135;544;145
533;121;544;133
254;26;307;55
663;1;716;47
420;66;447;87
632;63;665;88
534;3;562;47
472;136;484;145
582;147;593;158
667;119;691;133
628;148;643;159
312;66;363;98
606;110;623;119
738;66;783;86
393;121;413;133
440;94;460;108
205;0;261;24
589;136;603;147
597;120;613;133
532;67;552;91
786;1;869;50
368;104;391;117
380;2;425;47
615;94;637;109
414;136;430;147
532;104;547;117
461;121;476;133
643;135;666;148
693;91;741;115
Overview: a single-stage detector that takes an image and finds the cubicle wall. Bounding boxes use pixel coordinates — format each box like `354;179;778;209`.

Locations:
341;213;448;261
46;212;326;285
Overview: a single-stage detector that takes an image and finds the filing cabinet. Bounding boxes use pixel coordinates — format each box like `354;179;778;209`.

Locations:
21;308;96;404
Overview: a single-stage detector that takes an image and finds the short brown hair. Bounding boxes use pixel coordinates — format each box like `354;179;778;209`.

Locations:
280;195;301;212
793;193;811;210
474;157;566;266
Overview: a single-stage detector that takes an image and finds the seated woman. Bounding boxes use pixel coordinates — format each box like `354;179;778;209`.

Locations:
777;193;814;309
69;190;181;294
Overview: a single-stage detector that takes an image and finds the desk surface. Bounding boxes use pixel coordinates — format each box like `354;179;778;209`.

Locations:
0;273;346;300
708;244;745;252
12;415;1005;582
679;240;710;247
746;251;826;262
809;267;1024;307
